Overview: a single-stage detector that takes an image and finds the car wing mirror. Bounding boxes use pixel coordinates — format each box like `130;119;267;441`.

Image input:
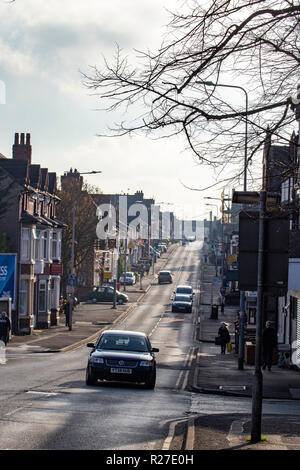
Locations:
152;347;159;353
87;343;95;348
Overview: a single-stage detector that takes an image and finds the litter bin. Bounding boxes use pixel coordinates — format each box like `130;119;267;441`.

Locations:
210;304;219;320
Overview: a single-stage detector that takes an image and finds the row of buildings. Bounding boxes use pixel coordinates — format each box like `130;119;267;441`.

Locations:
205;100;300;366
0;135;198;335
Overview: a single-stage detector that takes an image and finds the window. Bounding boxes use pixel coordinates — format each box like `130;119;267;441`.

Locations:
39;281;47;312
41;231;48;260
51;231;61;259
21;228;30;261
34;230;41;260
19;279;29;316
49;278;55;309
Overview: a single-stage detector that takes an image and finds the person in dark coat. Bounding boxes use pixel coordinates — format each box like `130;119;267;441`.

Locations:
218;322;230;354
0;311;11;346
262;321;277;371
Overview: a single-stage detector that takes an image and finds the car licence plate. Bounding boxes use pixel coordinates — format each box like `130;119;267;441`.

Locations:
110;368;132;374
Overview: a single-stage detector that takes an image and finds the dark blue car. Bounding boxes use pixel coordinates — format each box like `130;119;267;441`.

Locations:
86;330;159;389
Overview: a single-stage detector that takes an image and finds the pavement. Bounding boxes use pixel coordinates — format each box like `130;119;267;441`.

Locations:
7;243;179;354
193;261;300;401
190;247;300;450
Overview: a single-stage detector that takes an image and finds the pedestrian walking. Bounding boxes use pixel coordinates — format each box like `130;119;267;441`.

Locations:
262;320;277;371
217;322;230;354
0;311;11;346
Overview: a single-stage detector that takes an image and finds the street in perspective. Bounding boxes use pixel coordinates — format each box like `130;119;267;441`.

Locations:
0;0;300;458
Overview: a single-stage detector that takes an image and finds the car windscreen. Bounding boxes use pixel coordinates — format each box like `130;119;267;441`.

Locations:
177;288;192;294
97;335;149;352
174;296;191;302
159;272;170;276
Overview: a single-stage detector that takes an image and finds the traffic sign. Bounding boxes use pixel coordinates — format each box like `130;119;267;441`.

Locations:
68;274;76;286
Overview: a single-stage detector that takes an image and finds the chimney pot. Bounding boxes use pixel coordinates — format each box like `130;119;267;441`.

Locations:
12;131;32;164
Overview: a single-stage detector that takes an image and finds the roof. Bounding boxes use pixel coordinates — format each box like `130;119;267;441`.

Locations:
102;329;147;337
0;159;29;185
48;173;57;194
21;212;52;228
29;164;41;189
40;168;49;192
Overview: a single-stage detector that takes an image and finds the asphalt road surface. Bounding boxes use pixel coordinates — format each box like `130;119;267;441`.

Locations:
0;241;202;450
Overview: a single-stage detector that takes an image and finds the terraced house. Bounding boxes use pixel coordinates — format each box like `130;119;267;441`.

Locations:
0;133;66;334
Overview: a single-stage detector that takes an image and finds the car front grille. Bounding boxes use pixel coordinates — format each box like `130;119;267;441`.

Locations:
106;359;138;368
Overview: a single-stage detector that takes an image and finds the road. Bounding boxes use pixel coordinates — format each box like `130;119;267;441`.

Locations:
1;241;300;452
0;241;201;450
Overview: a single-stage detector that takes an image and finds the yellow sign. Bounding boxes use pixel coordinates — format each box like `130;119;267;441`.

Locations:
227;255;237;265
104;272;111;279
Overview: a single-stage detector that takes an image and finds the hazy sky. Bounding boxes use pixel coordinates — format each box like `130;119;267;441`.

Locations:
0;0;236;220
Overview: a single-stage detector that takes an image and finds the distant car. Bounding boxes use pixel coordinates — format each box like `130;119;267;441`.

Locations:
174;285;194;302
119;272;136;285
172;294;192;313
158;270;173;284
89;286;128;305
86;329;159;389
157;244;167;253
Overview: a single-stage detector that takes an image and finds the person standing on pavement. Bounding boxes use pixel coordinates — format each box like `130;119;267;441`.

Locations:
0;311;11;346
218;322;230;354
262;320;277;371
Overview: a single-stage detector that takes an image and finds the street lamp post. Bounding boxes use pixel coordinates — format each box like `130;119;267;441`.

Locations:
200;80;248;370
68;170;102;330
232;190;280;443
204;196;231;281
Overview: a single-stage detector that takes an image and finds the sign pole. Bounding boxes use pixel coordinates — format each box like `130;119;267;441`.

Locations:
251;190;266;443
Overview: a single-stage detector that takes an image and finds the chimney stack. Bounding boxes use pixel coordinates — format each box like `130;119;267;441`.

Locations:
13;132;32;164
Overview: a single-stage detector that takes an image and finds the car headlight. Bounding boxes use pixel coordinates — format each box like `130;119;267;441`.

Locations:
140;360;152;367
92;357;104;364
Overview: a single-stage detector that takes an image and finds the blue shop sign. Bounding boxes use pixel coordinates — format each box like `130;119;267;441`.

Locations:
0;254;17;309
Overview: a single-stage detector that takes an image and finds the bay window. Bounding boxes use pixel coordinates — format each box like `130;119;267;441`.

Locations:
19;279;29;316
34;229;41;260
41;231;48;260
38;281;47;312
21;228;31;261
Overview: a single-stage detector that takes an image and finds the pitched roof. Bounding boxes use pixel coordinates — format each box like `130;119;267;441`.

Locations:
29;164;41;189
40;168;49;192
48;172;57;194
0;159;29;185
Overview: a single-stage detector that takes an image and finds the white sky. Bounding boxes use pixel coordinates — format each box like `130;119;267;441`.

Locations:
0;0;242;220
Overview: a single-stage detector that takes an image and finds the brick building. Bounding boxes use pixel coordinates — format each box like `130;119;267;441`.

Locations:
0;133;65;334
